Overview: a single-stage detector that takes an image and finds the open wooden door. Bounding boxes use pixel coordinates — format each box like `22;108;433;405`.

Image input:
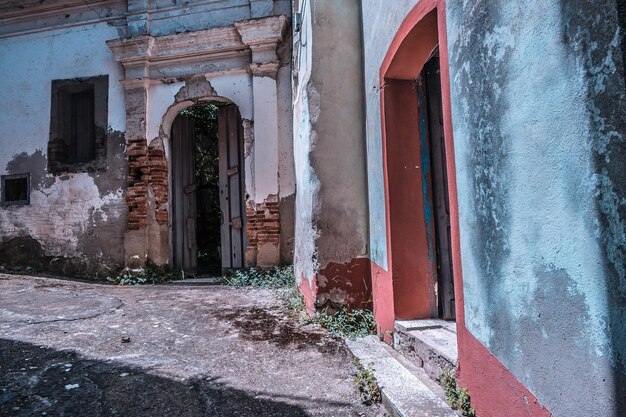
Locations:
171;115;197;273
424;54;455;320
218;105;245;270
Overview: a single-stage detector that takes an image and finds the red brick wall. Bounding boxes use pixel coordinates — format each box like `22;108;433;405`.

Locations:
126;138;148;231
246;198;280;262
147;143;168;225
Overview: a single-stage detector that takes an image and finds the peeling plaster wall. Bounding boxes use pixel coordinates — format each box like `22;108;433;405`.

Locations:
360;0;421;270
293;0;370;309
0;23;127;268
447;1;626;415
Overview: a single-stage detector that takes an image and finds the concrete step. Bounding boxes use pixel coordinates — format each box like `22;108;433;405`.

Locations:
169;276;225;285
393;320;458;383
347;335;459;417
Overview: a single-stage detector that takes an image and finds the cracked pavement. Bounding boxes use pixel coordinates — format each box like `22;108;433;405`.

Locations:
0;274;384;417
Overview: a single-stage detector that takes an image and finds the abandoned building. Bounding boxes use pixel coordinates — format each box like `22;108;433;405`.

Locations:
1;0;625;416
0;0;295;275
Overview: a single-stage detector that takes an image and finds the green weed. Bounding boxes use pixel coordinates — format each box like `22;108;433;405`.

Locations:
107;262;181;286
354;358;382;405
313;307;376;340
224;265;295;289
439;367;476;416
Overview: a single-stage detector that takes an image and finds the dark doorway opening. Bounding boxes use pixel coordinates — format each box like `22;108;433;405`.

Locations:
419;51;455;320
171;103;245;275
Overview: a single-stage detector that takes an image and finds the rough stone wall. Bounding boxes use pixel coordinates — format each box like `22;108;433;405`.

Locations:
0;22;127;274
446;1;626;415
293;0;371;310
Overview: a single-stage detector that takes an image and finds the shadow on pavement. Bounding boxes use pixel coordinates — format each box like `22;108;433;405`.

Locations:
0;338;310;417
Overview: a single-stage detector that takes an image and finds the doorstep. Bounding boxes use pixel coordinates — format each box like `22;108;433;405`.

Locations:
347;335;459;417
170;276;225;285
393;319;458;382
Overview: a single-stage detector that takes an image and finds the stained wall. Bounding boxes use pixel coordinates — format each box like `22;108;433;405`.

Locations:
292;0;371;310
446;1;626;415
0;21;127;272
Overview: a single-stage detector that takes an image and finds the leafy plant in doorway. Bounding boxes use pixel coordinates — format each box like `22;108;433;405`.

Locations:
107;261;182;286
439;367;476;416
224;265;295;289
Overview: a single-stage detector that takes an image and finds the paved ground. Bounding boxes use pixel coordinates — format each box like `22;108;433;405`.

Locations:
0;274;385;417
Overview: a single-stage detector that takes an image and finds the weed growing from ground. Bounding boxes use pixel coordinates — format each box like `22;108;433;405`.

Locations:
107;262;182;286
439;367;476;416
224;265;295;289
354;358;382;405
314;308;376;340
222;265;376;339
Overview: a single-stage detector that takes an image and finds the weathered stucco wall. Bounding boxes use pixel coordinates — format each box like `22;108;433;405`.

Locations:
360;0;421;270
0;22;127;273
447;1;626;415
293;0;370;310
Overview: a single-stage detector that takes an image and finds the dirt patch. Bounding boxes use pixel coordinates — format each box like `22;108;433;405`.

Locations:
214;306;346;355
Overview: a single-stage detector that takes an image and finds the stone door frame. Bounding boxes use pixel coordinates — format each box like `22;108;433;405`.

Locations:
107;15;288;268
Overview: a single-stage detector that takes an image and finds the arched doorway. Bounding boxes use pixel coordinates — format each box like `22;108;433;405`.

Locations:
379;6;460;322
170;102;246;275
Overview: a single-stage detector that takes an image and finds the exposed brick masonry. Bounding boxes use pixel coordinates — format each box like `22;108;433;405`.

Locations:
246;198;280;259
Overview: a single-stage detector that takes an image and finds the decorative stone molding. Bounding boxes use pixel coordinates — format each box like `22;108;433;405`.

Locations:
106;15;288;268
107;26;248;80
235;15;288;77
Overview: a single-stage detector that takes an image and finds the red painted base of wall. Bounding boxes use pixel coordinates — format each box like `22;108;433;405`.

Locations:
299;273;317;316
299;258;373;315
457;328;552;417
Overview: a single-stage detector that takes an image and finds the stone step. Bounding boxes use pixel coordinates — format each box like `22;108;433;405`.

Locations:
169;276;225;285
393;320;458;383
347;335;459;417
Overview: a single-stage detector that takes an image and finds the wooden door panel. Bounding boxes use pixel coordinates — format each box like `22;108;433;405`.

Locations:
171;115;197;273
218;105;245;270
218;107;232;269
424;55;455;320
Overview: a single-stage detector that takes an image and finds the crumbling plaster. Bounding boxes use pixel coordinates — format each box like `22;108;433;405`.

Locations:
0;22;127;266
292;0;370;308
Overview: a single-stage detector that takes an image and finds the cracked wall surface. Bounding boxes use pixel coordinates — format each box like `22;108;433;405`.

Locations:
447;1;626;415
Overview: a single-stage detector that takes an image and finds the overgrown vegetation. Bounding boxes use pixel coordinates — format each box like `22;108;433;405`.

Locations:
107;262;182;286
439;367;476;417
223;265;376;339
354;358;382;405
224;265;295;289
314;307;376;340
